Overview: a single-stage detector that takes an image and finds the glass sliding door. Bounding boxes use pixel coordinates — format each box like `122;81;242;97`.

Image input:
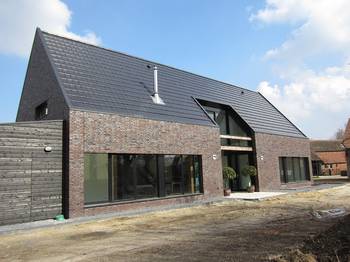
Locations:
286;158;294;182
293;158;301;181
164;155;182;196
112;155;136;201
279;157;310;183
112;155;158;201
134;155;158;199
183;155;202;194
183;155;194;194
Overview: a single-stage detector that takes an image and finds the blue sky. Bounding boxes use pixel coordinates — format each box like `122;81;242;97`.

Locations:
1;0;350;138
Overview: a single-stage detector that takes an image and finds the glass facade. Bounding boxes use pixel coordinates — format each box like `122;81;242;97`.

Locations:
112;155;158;201
84;154;203;205
84;154;109;204
279;157;310;183
202;105;249;137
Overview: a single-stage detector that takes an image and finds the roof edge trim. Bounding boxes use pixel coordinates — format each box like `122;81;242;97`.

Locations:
192;97;218;126
37;28;72;108
194;96;256;133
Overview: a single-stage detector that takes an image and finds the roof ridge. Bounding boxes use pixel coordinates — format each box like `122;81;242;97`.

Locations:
40;30;256;94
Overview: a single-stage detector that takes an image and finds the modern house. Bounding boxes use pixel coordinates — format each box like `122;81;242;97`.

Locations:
10;28;312;220
310;140;347;176
343;119;350;177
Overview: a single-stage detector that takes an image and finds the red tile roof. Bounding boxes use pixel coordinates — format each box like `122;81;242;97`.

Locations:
315;151;346;164
310;140;344;152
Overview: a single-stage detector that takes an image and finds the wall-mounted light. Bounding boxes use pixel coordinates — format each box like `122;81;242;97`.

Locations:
213;154;217;160
44;146;52;152
260;155;264;161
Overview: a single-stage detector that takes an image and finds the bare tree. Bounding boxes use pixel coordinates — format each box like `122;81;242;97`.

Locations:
334;128;345;139
333;122;347;139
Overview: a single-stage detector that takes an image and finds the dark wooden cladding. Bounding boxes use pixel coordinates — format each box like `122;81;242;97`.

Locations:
0;120;63;225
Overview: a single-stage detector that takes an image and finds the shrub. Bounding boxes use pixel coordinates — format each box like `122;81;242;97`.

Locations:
241;165;257;177
223;166;237;189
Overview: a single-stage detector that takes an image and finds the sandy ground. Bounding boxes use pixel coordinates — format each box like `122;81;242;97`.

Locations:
1;184;350;262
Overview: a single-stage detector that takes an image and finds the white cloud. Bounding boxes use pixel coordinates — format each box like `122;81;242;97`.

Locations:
0;0;101;57
251;0;350;138
251;0;350;61
258;64;350;118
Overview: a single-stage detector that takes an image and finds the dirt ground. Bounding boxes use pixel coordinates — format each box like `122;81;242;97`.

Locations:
1;184;350;262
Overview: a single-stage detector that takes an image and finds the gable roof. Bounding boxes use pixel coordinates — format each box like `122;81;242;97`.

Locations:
343;118;350;148
310;140;345;152
38;28;306;138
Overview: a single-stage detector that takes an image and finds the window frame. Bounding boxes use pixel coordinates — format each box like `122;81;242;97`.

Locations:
279;157;310;184
84;153;203;206
35;101;49;120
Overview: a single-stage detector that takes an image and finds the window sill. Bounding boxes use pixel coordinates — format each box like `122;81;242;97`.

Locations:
84;193;204;209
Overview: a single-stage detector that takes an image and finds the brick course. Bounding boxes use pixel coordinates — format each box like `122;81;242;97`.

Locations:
68;110;222;218
254;133;312;191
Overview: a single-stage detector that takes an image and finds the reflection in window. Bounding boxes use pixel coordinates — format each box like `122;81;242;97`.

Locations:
164;155;182;195
183;155;202;194
113;155;157;201
279;157;310;183
84;154;203;205
84;154;109;204
201;104;250;137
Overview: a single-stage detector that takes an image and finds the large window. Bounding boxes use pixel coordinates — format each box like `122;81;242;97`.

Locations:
203;105;249;137
84;154;203;205
279;157;310;183
112;155;158;201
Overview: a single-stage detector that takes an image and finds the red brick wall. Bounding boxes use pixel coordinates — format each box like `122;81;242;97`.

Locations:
68;110;222;218
254;133;312;191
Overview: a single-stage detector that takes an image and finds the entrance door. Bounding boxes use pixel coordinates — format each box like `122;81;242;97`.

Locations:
222;151;254;191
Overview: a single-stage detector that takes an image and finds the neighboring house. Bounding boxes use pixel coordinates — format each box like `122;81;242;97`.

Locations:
13;28;312;219
310;140;347;176
343;119;350;177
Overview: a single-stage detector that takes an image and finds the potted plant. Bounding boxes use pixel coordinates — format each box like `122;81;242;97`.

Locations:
222;166;237;196
240;165;257;192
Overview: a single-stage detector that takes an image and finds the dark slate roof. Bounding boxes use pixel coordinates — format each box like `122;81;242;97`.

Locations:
39;29;306;138
310;140;345;152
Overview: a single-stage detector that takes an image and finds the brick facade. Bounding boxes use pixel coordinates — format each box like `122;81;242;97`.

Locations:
68;110;223;218
254;133;312;191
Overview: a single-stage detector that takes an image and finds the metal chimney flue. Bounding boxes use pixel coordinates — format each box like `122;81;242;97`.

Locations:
151;65;165;105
